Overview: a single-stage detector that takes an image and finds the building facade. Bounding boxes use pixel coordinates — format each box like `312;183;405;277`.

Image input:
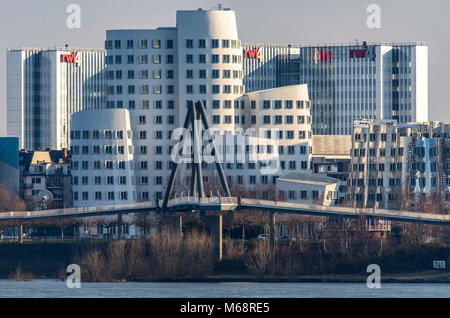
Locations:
97;8;312;204
19;149;72;210
347;119;449;208
0;137;20;196
276;172;339;206
7;48;106;150
242;42;428;135
71;109;136;207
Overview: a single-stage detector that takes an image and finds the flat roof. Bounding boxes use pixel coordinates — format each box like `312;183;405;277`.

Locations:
7;47;106;52
277;172;339;186
242;41;428;48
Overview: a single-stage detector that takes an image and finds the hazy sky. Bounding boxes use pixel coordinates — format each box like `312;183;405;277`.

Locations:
1;0;449;136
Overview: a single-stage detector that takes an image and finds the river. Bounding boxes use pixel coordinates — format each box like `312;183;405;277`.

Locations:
0;280;448;297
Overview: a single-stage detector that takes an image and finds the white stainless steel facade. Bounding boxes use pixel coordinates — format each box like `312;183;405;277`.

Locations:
242;43;428;135
98;8;312;203
7;48;106;150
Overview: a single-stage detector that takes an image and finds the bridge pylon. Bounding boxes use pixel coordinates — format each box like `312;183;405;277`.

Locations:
161;100;232;212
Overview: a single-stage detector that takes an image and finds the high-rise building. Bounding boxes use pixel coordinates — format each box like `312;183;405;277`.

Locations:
7;48;106;150
243;43;428;135
71;8;312;206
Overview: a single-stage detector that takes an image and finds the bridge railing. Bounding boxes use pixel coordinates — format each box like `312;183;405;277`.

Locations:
0;201;156;220
240;198;450;222
166;196;238;207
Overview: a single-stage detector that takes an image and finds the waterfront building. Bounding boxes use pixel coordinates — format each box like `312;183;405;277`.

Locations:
95;8;312;204
311;135;352;203
243;42;428;135
71;109;136;207
7;47;106;150
276;172;339;206
19;148;72;210
347;119;450;208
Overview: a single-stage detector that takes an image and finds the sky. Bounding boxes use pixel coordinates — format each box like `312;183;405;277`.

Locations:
1;0;449;136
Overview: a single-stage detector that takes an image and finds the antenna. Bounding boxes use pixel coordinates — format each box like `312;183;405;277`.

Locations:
34;189;53;210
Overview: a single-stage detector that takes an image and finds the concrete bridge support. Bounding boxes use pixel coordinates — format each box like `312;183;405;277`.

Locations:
201;213;234;261
161;215;195;237
117;213;123;239
18;224;23;244
269;211;276;249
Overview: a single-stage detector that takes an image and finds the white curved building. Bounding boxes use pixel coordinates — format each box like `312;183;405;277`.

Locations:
71;108;136;207
73;7;312;204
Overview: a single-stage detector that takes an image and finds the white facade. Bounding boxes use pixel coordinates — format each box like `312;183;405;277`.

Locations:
73;8;313;204
71;109;136;207
7;48;106;150
276;172;339;206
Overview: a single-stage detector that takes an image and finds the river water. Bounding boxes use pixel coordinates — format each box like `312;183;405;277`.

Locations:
0;280;448;297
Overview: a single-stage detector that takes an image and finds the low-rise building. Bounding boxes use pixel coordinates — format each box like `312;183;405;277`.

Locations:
19;149;72;210
276;172;339;206
311;135;352;203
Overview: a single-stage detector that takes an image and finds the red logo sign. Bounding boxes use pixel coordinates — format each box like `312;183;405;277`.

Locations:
243;47;260;59
313;49;332;63
60;52;78;63
349;48;366;58
349;46;376;61
319;51;332;61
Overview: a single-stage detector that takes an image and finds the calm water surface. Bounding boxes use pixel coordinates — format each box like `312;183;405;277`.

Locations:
0;280;448;298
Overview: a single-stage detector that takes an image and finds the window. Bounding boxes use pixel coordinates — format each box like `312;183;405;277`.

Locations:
139;54;148;64
153;55;161;64
166;39;173;49
198;39;206;48
212;39;219;48
186;39;193;48
223;85;231;94
212;54;219;63
153;39;160;48
139;40;147;49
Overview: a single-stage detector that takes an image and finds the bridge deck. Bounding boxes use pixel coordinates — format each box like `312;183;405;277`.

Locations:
0;197;448;225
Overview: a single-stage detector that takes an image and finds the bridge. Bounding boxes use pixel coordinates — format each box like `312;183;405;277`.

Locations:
1;197;449;225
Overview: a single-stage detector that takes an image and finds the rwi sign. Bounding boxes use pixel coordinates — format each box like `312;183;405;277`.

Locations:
349;46;376;61
243;47;263;62
60;52;80;65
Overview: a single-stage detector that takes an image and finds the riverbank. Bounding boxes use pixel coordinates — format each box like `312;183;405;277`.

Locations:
149;271;450;284
3;271;450;284
1;238;449;283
